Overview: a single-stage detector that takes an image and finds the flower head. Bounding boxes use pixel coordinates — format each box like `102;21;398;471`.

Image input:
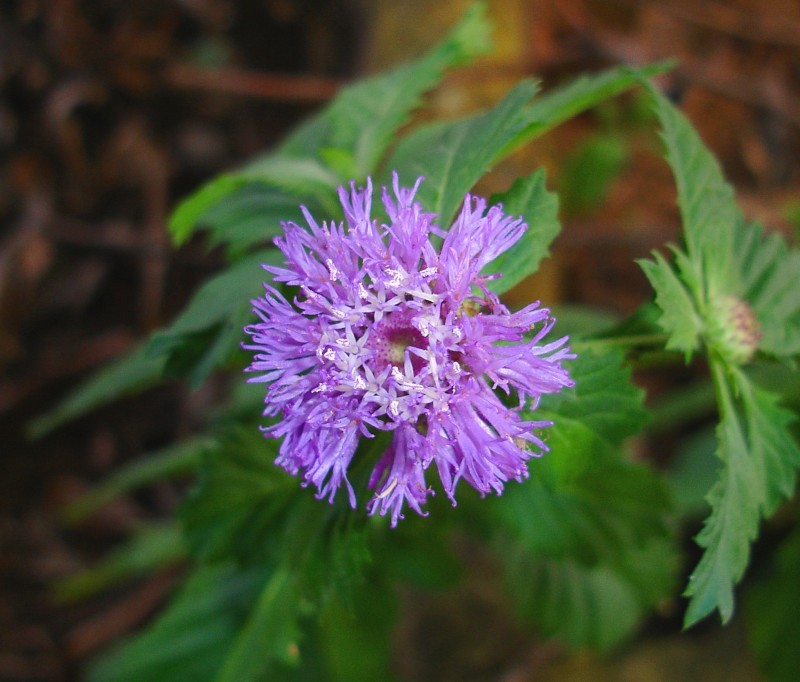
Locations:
244;175;574;525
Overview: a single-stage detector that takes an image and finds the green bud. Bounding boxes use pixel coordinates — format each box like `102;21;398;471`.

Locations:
705;295;761;365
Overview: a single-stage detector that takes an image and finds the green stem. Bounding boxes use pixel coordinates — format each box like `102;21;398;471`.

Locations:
572;333;669;352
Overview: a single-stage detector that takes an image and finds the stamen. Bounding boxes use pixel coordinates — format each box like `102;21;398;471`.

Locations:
375;478;399;499
325;258;339;281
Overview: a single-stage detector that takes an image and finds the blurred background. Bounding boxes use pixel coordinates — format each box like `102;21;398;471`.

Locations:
2;0;799;679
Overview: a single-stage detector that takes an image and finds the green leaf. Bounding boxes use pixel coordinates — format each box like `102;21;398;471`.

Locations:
483;169;560;294
28;343;166;438
383;80;539;225
683;365;800;626
169;3;492;246
54;522;185;603
735;222;800;360
637;250;703;358
180;427;297;565
182;425;371;600
198;184;311;257
511;62;673;149
169;160;339;247
215;565;302;682
88;563;266;682
490;349;674;650
538;347;650;456
505;538;675;652
746;527;800;682
641;80;740;301
324;1;492;178
147;249;283;388
62;437;210;523
170;175;252;246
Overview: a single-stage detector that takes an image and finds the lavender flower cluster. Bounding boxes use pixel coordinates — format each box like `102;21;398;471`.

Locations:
244;175;574;525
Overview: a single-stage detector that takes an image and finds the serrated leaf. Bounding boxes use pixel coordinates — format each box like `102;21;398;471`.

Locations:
641;81;800;365
181;428;297;565
491;348;674;650
683;366;800;626
746;527;800;682
642;80;740;300
88;563;264;682
383;80;539;225
638;250;703;357
28;342;166;438
538;347;650;452
483;169;560;294
735;222;800;359
507;538;675;652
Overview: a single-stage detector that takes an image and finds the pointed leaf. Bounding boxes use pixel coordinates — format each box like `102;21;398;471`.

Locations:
324;1;492;178
146;249;283;387
88;563;265;682
638;250;703;357
215;565;302;682
683;366;800;626
383;80;539;225
642;80;740;300
484;169;560;294
28;343;166;438
510;62;672;149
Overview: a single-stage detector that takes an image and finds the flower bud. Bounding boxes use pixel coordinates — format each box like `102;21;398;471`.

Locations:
706;295;761;365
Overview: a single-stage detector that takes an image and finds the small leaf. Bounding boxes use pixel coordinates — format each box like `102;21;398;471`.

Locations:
735;222;800;360
484;169;560;294
168;159;340;247
170;175;251;246
198;184;311;257
638;250;703;358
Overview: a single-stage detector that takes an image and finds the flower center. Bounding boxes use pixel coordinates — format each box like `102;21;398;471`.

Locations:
369;311;427;370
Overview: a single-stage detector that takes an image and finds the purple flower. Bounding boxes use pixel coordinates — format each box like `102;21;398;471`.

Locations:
243;175;574;526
